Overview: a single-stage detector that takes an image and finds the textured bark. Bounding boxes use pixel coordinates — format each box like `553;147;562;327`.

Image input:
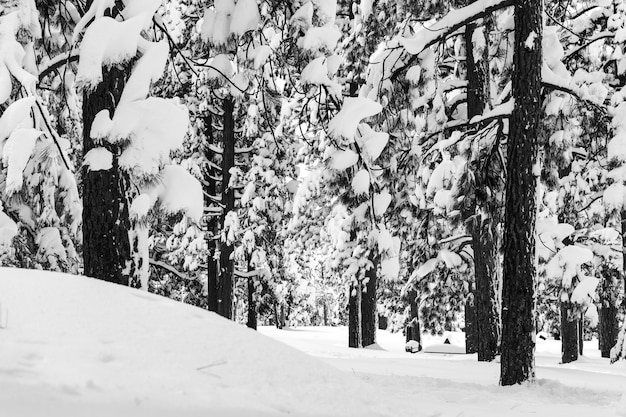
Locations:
361;255;378;347
348;282;362;348
217;97;236;319
472;223;501;361
500;0;542;386
560;302;578;363
578;313;584;356
465;295;478;353
598;267;620;358
82;65;131;285
405;289;422;348
466;16;500;362
204;114;219;312
247;278;257;330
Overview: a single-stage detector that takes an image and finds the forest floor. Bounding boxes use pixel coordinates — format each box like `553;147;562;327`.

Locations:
1;267;625;417
261;325;626;416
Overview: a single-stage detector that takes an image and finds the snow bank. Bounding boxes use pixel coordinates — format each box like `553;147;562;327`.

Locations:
0;268;393;417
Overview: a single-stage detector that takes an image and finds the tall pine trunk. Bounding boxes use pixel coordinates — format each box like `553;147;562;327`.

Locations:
82;65;131;285
560;302;578;363
217;97;236;319
598;267;619;358
465;294;478;353
204;114;219;312
348;281;362;348
465;17;500;361
361;254;378;347
500;0;542;385
405;288;421;349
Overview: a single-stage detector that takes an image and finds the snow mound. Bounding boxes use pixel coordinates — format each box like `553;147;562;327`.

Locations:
0;268;390;417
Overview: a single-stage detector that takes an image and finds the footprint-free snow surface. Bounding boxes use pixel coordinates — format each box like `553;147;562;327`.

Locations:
2;267;626;416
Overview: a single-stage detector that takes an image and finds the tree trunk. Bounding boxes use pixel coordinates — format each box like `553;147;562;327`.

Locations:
560;302;578;363
247;278;257;330
217;97;236;319
500;0;542;386
579;312;584;356
348;282;362;348
472;222;501;361
466;16;500;362
599;269;619;357
246;255;257;330
465;294;478;354
82;65;131;286
361;254;378;347
405;288;421;349
204;113;219;312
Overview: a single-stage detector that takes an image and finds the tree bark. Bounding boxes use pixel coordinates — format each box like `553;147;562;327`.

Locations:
500;0;542;386
217;97;236;319
361;254;378;347
348;282;362;348
465;294;478;353
82;65;131;286
465;15;500;362
472;221;501;361
598;267;620;358
560;302;578;363
246;255;257;330
405;288;422;349
204;113;219;312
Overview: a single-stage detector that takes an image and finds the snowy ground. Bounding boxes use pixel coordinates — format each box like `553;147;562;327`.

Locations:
1;267;626;416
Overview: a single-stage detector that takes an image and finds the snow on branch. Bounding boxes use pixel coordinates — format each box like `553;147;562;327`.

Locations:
391;0;514;81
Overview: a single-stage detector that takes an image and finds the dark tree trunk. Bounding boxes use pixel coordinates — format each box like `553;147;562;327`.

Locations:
598;267;620;358
348;282;361;348
82;65;131;286
405;288;421;348
323;300;329;326
500;0;542;386
273;300;283;329
579;312;584;356
247;278;257;330
217;97;236;319
204;114;219;312
472;222;501;361
361;254;378;347
246;255;257;330
465;16;500;362
465;295;478;353
560;302;578;363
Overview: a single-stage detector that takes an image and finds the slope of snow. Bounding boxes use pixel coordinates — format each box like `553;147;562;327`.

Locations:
0;268;392;417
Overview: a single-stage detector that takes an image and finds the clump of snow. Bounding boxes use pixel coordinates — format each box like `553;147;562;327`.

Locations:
0;211;17;246
76;15;144;90
83;147;113;171
130;194;153;220
119;40;170;104
2;128;42;194
301;26;342;51
546;245;594;289
351;169;370;195
329;97;382;139
357;124;389;161
207;54;234;80
35;227;67;262
373;191;392;216
113;98;189;177
158;165;204;223
380;256;400;280
230;0;261;36
0;96;37;141
331;148;358;170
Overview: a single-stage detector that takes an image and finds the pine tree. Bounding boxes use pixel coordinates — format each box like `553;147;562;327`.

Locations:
500;0;542;385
